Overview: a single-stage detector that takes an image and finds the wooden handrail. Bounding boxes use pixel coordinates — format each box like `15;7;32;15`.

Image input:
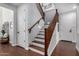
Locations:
36;3;44;18
28;17;43;33
36;3;45;21
45;9;59;56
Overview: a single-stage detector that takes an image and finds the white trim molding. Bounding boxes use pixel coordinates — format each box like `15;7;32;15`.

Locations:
76;46;79;53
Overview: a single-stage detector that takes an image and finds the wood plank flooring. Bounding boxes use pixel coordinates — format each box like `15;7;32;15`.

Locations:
0;40;79;56
0;43;42;56
52;40;79;56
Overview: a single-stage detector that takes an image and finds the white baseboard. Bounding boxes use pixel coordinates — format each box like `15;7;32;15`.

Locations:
9;41;29;50
25;47;29;50
12;44;17;46
76;46;79;52
72;41;76;43
10;43;17;46
16;44;29;50
9;41;16;46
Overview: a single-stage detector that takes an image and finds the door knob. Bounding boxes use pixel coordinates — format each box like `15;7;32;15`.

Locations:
69;29;72;32
17;32;19;33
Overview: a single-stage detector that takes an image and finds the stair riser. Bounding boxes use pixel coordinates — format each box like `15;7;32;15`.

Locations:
36;35;44;38
37;34;44;36
35;39;44;42
31;43;44;48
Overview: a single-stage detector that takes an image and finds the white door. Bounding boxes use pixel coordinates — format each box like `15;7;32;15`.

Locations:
60;11;76;42
17;7;26;48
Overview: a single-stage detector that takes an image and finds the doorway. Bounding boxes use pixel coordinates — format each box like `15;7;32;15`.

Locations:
0;6;14;44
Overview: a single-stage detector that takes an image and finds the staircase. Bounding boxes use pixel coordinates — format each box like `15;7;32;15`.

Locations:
29;26;45;56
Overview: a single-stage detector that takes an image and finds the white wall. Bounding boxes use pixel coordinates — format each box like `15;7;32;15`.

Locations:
55;3;77;14
2;7;12;24
28;3;42;28
77;5;79;33
76;4;79;51
0;7;3;31
0;7;10;31
0;3;17;46
59;10;76;42
45;9;56;24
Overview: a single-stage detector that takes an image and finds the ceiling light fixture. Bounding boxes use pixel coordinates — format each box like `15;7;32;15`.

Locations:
73;5;77;9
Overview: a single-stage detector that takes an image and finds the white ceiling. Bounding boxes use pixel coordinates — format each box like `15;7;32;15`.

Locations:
6;3;22;7
55;3;77;14
5;3;78;14
10;3;21;6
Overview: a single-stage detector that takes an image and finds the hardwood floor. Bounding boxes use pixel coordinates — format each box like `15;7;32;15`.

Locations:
0;43;43;56
0;40;79;56
52;40;79;56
